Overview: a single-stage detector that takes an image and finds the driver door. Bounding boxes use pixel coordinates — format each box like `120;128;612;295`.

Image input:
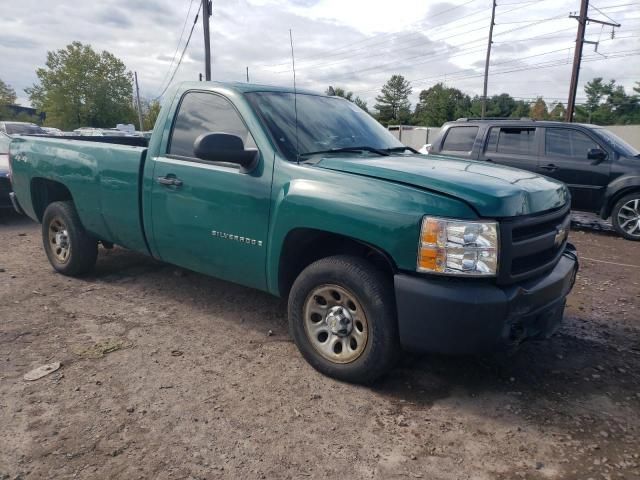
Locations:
149;91;272;290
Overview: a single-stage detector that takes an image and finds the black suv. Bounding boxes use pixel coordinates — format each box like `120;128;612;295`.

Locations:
429;119;640;240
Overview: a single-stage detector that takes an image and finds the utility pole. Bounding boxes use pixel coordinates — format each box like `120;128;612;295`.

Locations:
134;71;144;131
246;66;249;83
202;0;212;80
481;0;496;119
565;0;620;121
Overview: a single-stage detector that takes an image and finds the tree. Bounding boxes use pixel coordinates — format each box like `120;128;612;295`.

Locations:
0;78;17;105
511;100;530;118
353;97;369;113
469;93;517;118
26;41;137;130
548;102;566;121
142;100;161;131
413;83;471;126
574;77;640;124
374;75;412;125
530;97;549;120
606;83;640;124
326;86;369;113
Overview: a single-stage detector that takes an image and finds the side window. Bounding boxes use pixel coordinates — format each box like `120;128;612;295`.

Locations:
169;91;256;158
441;126;478;152
485;127;536;155
546;128;599;159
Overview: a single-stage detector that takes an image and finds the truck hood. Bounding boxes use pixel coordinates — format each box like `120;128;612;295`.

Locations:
315;154;569;217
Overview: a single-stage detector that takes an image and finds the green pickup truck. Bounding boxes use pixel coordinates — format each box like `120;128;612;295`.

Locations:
9;82;578;383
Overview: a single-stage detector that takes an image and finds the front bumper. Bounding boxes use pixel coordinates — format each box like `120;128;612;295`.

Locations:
395;244;578;354
8;191;24;214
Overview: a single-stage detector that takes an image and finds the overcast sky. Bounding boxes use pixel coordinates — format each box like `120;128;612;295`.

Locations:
1;0;638;111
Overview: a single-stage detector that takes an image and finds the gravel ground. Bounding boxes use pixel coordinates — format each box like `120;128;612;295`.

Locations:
1;211;639;480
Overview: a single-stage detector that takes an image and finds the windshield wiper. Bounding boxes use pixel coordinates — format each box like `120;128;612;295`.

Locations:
385;146;419;154
299;146;390;157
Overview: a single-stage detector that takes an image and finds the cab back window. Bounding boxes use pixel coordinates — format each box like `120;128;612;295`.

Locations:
441;126;478;152
486;127;536;155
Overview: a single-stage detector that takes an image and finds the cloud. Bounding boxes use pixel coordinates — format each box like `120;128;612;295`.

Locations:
0;0;637;110
97;8;133;28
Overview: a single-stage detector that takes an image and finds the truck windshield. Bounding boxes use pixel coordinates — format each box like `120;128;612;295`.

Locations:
245;92;404;162
593;127;639;157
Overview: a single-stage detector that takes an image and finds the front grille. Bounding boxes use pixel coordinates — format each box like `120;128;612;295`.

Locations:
497;204;571;285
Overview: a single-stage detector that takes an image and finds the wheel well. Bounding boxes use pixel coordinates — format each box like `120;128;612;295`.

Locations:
30;178;73;221
603;187;640;219
278;228;397;298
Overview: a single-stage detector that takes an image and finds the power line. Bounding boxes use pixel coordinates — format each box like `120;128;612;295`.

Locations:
154;2;202;100
566;0;621;121
157;0;196;93
257;0;557;75
590;3;624;23
255;0;481;69
267;7;562;76
256;0;550;71
351;49;639;95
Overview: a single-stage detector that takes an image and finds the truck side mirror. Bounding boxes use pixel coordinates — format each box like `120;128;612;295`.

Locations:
587;148;607;163
193;132;258;172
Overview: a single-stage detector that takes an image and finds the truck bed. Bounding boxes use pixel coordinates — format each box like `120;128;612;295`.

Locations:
10;137;150;254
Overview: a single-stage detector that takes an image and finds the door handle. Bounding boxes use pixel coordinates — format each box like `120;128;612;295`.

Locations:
157;176;183;187
540;164;558;172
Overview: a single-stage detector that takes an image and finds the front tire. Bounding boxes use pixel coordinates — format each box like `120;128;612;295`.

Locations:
42;201;98;275
288;255;399;384
612;193;640;241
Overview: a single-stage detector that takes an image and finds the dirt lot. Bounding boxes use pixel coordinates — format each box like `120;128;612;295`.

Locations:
1;212;639;480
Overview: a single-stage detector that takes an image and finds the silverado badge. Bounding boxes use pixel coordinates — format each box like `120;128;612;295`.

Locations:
211;230;263;247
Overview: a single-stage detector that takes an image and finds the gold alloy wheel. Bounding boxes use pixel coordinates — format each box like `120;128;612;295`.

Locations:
303;284;369;364
48;217;71;263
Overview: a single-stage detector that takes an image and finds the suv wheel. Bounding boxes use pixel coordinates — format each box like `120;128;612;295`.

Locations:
612;193;640;241
288;255;399;384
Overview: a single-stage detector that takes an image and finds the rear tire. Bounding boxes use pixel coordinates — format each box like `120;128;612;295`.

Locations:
611;193;640;241
288;255;399;384
42;201;98;275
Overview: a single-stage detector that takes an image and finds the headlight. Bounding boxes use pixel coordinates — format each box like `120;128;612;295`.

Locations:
417;217;499;276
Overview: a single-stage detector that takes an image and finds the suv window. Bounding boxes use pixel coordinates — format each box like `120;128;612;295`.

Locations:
169;91;256;158
441;126;478;152
546;128;600;159
486;127;536;155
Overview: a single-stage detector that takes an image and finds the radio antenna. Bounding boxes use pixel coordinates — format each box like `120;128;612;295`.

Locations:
289;28;300;163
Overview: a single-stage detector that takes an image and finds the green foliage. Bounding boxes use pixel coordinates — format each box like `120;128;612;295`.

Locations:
575;78;640;124
326;86;369;113
469;93;520;118
142;100;161;131
26;41;137;130
0;78;17;105
374;75;412;125
413;83;471;126
510;101;530;118
530;97;549;120
548;102;566;121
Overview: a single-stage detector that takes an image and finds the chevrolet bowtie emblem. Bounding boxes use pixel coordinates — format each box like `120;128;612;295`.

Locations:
554;226;567;247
